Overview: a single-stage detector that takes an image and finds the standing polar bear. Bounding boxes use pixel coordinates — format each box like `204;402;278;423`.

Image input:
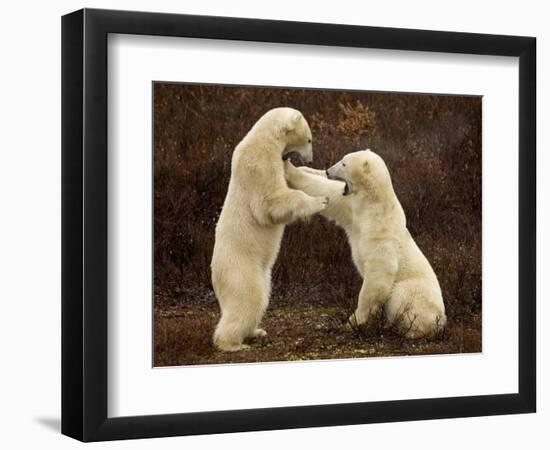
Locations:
211;108;328;351
285;150;446;338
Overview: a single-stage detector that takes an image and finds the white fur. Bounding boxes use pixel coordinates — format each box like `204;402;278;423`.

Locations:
211;108;328;351
285;150;446;338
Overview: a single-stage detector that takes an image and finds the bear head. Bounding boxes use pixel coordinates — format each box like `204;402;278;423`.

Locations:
275;108;313;165
326;149;392;198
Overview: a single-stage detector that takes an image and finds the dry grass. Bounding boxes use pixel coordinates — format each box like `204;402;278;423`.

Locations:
154;296;481;367
153;83;482;366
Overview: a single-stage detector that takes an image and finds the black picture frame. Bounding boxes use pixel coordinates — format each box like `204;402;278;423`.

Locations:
61;8;536;442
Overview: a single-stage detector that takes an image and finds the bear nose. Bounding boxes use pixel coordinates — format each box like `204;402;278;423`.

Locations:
326;170;330;177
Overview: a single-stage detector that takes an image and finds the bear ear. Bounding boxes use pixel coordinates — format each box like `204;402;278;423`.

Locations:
282;111;302;133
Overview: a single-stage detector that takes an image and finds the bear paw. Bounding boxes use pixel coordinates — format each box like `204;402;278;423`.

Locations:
251;328;267;338
308;196;329;215
216;342;251;352
348;311;368;329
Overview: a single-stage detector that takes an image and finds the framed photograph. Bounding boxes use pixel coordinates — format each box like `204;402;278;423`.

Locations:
62;8;536;442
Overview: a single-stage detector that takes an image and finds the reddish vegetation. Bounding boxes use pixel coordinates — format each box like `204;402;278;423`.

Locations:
153;83;481;366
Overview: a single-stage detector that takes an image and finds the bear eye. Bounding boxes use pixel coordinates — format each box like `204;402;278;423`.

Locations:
342;162;346;167
307;139;312;143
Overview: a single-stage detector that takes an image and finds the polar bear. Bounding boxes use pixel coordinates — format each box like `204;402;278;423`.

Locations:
211;108;328;351
285;149;446;338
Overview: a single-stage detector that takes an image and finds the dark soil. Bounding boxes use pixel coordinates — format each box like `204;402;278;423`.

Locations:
154;292;481;367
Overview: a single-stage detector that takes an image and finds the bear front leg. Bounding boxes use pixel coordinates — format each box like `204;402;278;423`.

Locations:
284;161;351;226
299;166;327;177
350;275;394;327
349;242;399;327
264;190;328;225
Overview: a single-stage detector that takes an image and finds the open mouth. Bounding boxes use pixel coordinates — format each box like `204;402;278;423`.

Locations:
283;151;309;165
327;174;349;195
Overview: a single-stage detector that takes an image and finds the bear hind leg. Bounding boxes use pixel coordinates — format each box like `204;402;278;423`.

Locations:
247;269;271;340
213;271;268;351
385;281;446;339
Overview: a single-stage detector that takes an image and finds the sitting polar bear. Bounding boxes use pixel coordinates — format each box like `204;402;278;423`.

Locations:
285;149;446;338
211;107;328;351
